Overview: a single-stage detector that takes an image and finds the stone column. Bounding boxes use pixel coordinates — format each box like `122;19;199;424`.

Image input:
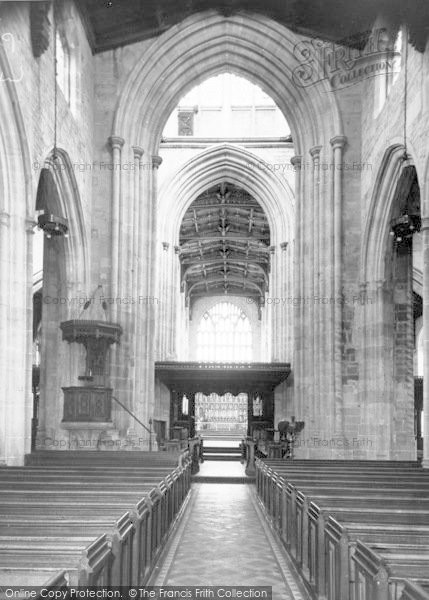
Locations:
131;147;144;303
307;149;316;433
169;247;178;358
25;218;35;457
330;135;347;437
147;156;162;419
280;241;291;360
133;155;162;444
0;211;10;463
392;242;414;458
422;217;429;468
310;146;322;432
270;245;278;359
133;154;151;438
159;241;174;360
291;156;302;416
130;146;144;415
108;136;124;322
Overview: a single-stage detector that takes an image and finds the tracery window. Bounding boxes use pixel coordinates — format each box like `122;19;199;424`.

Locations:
196;302;252;362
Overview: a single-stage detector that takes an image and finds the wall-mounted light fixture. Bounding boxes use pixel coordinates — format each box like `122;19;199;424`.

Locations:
37;212;69;238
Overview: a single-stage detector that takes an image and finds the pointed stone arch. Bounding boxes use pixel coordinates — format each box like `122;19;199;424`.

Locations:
108;11;345;443
113;11;343;154
359;143;421;459
42;149;90;293
35;149;91;452
158;143;293;246
361;144;414;283
156;143;294;363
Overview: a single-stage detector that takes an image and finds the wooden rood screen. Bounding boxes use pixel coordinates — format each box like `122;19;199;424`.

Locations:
0;450;192;588
256;459;429;600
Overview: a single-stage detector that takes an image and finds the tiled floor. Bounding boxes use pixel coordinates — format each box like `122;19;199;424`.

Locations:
152;480;310;600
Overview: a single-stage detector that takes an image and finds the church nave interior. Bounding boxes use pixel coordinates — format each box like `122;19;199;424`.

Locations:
0;0;429;597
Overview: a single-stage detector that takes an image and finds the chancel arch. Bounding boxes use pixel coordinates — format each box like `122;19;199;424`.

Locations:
155;144;293;365
107;12;347;453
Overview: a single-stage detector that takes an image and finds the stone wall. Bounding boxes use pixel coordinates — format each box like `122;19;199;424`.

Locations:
0;1;94;463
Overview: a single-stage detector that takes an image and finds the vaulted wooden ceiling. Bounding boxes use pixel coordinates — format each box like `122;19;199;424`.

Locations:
179;183;270;305
76;0;429;53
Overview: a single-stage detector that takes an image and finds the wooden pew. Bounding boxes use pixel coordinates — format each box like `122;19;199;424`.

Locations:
324;517;429;600
400;580;429;600
0;512;134;586
255;459;429;600
0;454;192;587
0;534;111;586
352;541;429;600
291;493;429;595
269;478;429;556
24;450;183;467
256;462;428;509
256;463;427;509
0;477;177;582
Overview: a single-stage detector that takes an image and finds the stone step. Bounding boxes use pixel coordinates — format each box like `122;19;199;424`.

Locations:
203;446;242;454
191;475;255;483
203;453;242;461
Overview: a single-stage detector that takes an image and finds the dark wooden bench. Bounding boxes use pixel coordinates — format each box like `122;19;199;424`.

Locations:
24;450;183;467
0;511;137;586
0;454;192;587
324;517;429;600
0;534;111;587
400;580;429;600
256;459;429;600
352;541;429;600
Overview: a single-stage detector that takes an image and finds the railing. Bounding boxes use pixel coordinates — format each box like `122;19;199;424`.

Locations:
112;396;154;451
188;436;203;474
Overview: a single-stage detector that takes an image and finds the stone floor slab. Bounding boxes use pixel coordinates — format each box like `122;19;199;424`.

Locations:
152;483;310;600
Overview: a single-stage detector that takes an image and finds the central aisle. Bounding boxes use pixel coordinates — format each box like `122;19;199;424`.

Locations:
152;483;310;600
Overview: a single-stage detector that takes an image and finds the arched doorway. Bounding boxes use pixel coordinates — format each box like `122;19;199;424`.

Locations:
362;151;422;459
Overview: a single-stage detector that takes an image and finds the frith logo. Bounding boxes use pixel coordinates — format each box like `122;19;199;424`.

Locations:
292;28;400;91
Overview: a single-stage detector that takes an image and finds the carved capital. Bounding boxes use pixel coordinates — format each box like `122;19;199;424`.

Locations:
290;155;302;168
108;136;125;151
330;135;347;150
309;145;322;158
152;155;163;169
132;146;144;159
